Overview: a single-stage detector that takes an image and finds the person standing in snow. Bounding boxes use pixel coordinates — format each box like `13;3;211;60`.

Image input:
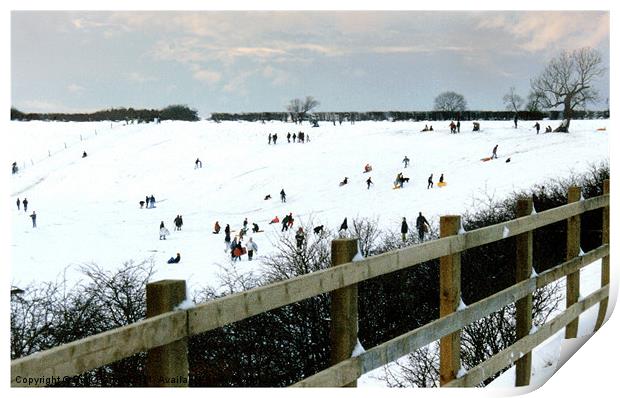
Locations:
214;221;221;234
273;133;278;144
224;224;232;249
492;145;498;159
195;158;202;168
243;218;248;229
439;174;444;184
366;177;373;189
145;195;150;208
280;189;286;203
401;217;408;242
268;133;272;145
402;156;410;168
292;133;297;142
416;212;430;241
534;122;540;134
281;214;290;232
246;237;258;261
456;120;461;133
427;174;434;189
339;217;348;232
16;198;20;210
287;132;291;143
514;114;518;128
23;198;28;212
159;221;170;240
295;227;305;249
30;211;37;228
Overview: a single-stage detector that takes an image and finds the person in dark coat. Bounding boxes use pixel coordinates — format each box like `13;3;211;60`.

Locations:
145;196;150;208
427;174;434;189
416;212;430;241
287;132;291;143
402;156;410;168
159;221;170;240
224;225;232;250
439;174;444;184
243;218;248;229
339;217;348;232
401;217;408;242
534;122;540;134
295;227;305;249
366;177;373;189
273;133;278;144
167;253;181;264
23;198;28;212
456;120;461;133
293;133;297;142
214;221;221;234
514;114;518;128
30;211;37;228
82;151;88;158
280;189;286;203
16;198;20;210
252;222;260;233
174;215;183;231
492;145;498;159
195;158;202;168
268;133;272;145
281;214;291;232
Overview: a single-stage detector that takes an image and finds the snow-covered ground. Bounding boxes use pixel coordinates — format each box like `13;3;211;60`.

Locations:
8;118;610;388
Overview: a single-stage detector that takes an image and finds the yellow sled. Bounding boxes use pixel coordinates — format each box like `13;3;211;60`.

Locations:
438;181;447;187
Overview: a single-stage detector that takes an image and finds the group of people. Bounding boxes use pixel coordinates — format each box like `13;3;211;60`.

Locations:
401;212;431;242
15;197;37;228
285;131;308;143
449;120;461;134
141;195;156;209
420;125;434;132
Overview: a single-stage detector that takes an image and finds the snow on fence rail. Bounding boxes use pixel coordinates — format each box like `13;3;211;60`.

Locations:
10;181;610;388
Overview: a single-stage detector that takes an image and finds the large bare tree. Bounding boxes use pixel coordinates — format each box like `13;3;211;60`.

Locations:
433;91;467;113
286;96;320;123
530;47;605;132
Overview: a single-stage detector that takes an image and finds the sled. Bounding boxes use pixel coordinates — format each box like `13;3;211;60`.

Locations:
481;157;492;162
392;185;401;190
438;182;447;187
253;230;265;233
597;127;606;131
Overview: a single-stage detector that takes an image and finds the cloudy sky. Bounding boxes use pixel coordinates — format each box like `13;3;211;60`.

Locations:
11;10;609;117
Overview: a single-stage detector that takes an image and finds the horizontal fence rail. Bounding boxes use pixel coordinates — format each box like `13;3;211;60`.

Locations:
10;191;610;387
291;245;608;387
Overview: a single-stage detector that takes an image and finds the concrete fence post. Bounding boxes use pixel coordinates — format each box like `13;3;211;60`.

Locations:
146;280;189;387
439;215;461;386
330;238;359;387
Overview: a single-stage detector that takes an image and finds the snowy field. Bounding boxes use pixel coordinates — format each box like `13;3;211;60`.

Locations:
8;118;611;388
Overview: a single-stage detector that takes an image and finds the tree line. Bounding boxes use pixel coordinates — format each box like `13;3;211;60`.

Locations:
10;105;199;122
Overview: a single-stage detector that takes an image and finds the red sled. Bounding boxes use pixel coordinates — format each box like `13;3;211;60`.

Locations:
481;157;492;162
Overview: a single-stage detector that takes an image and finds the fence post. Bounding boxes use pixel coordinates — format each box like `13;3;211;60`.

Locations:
330;238;359;387
565;186;581;339
146;280;189;387
595;179;610;331
515;198;533;386
439;215;461;386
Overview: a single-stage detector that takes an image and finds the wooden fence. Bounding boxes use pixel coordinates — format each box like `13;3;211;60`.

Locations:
10;181;610;387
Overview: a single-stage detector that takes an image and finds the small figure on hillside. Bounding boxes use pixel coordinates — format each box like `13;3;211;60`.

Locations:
402;156;410;168
167;253;181;264
264;194;272;200
449;121;456;134
281;214;290;232
456;120;461;133
174;215;183;231
246;238;258;261
306;133;310;142
30;211;37;228
149;195;156;208
416;212;431;241
505;158;511;163
545;125;552;133
23;198;28;212
364;164;373;173
401;217;409;242
139;200;145;208
514;114;518;128
313;225;324;234
224;225;232;249
293;133;298;142
159;221;170;240
269;215;280;224
239;226;247;240
427;174;434;189
268;133;272;145
421;125;429;132
252;222;260;233
295;227;305;249
243;218;248;229
339;177;348;186
82;151;88;158
429;125;434;131
339;217;348;232
439;174;444;184
491;145;498;159
12;162;18;174
473;122;480;132
287;213;294;229
214;221;221;234
195;158;202;168
366;177;373;189
280;189;287;203
534;122;540;134
16;197;20;210
287;132;291;143
273;133;278;144
145;196;150;208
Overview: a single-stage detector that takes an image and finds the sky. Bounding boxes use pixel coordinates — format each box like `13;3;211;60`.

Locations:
10;8;610;117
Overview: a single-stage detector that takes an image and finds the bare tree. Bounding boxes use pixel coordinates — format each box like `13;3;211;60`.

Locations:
286;96;320;124
433;91;467;113
502;87;524;113
525;90;544;113
530;47;605;132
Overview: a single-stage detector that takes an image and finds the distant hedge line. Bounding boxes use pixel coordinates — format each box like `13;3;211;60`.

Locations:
10;105;199;122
